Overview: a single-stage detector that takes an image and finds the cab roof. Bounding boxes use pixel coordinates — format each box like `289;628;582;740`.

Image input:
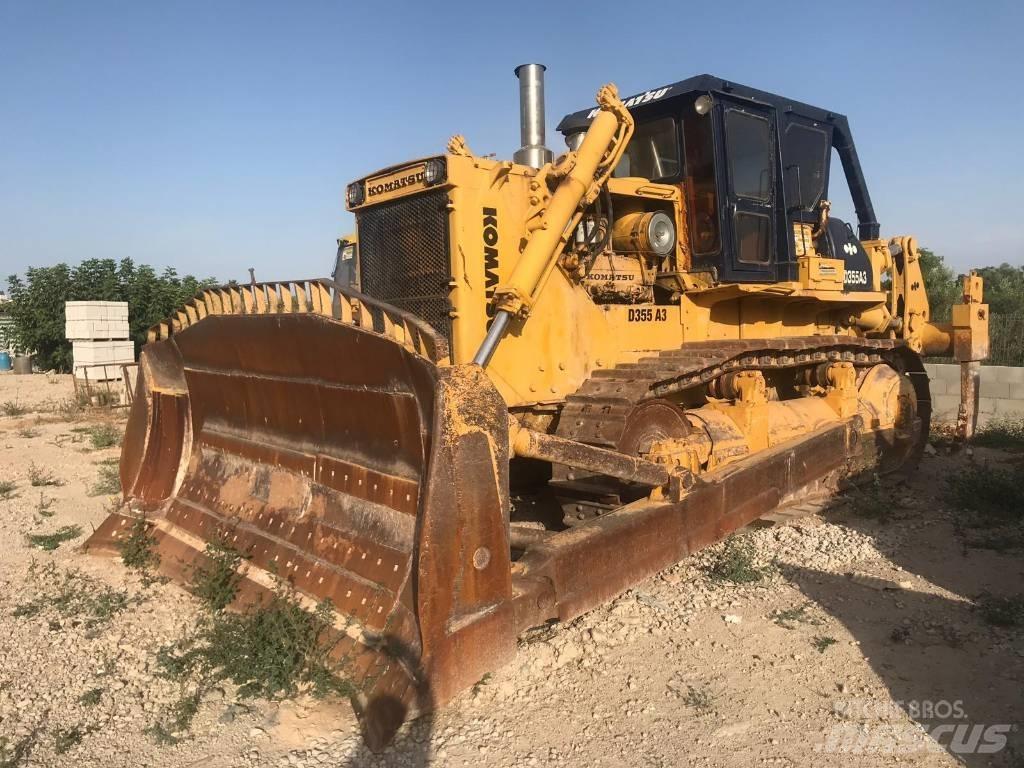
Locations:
556;74;846;135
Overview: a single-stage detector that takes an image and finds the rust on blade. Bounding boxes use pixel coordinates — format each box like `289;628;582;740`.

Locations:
88;284;513;719
92;309;438;706
509;418;870;631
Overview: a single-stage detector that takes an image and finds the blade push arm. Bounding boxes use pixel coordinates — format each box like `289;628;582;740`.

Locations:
473;84;634;367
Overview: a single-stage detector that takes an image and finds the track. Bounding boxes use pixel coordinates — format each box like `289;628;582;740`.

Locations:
551;336;931;520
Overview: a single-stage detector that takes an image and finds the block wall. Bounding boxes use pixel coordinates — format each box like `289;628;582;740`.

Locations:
924;363;1024;425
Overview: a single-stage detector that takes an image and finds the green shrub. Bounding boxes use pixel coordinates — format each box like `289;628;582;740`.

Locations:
90;463;121;496
57;398;83;421
86;424;121;449
682;685;714;712
147;579;355;743
979;594;1024;628
14;564;131;628
26;525;81;551
1;400;27;417
771;602;822;630
707;534;769;584
36;492;55;517
157;585;354;701
189;543;244;611
53;727;90;755
145;691;202;745
78;688;103;707
946;464;1023;526
28;463;62;487
812;636;838;653
0;733;37;767
973;417;1024;451
119;516;160;572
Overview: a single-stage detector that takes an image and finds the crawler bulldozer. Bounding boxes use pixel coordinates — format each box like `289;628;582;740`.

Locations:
88;65;989;732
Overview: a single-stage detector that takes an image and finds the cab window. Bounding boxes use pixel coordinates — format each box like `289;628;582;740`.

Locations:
683;114;720;255
613;117;680;180
724;110;772;201
783;123;829;211
734;212;771;264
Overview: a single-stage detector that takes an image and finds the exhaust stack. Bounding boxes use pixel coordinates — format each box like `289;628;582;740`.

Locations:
513;64;553;169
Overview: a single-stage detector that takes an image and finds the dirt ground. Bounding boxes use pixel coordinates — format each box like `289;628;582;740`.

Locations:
0;372;1021;768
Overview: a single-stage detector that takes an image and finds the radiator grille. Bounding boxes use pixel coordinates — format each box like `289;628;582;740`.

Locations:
356;189;452;343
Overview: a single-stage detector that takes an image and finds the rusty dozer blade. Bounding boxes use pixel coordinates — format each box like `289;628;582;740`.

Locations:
86;280;518;727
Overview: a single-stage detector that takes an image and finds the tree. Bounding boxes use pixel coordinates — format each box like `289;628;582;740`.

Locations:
975;263;1024;316
917;248;960;323
6;265;75;371
6;260;216;372
916;252;1024;321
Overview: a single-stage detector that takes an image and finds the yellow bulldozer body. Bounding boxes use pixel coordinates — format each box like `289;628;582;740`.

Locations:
86;69;991;743
347;152;986;413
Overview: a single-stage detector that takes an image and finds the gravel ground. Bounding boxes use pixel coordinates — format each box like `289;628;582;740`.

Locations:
1;372;1022;767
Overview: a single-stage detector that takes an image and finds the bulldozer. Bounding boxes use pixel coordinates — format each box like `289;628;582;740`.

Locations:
87;64;989;734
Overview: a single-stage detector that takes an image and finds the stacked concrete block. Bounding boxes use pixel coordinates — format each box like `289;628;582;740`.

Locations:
65;301;129;340
73;338;135;368
925;363;1024;426
65;301;134;379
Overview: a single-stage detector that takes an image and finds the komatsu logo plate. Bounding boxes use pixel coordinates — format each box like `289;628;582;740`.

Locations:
365;164;427;202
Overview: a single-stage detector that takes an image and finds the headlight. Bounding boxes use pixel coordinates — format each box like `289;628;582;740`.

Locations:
612;211;676;257
346;182;365;207
646;211;675;256
423;157;447;186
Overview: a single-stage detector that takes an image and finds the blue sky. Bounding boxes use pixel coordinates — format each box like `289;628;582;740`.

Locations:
1;0;1021;290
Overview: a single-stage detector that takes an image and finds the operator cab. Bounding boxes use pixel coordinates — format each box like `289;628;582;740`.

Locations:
557;75;875;289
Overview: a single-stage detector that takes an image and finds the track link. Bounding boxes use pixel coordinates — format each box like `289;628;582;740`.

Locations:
552;336;930;521
558;336;908;448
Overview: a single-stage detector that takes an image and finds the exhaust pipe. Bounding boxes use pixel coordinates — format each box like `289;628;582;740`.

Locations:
513;64;553;169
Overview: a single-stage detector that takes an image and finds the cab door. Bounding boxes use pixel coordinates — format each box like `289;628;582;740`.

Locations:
720;100;778;280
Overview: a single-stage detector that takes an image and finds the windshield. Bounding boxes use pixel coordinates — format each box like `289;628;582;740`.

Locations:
613;117;680;180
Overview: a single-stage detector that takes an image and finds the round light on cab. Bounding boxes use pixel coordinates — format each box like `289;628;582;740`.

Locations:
694;94;713;116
